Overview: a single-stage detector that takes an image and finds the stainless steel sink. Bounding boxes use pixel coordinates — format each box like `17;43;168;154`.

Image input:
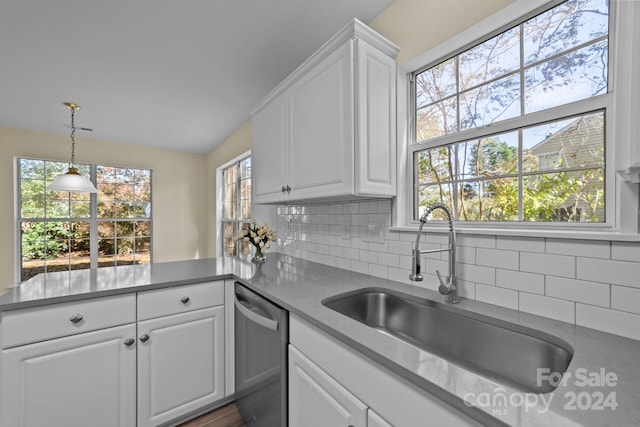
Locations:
322;288;573;393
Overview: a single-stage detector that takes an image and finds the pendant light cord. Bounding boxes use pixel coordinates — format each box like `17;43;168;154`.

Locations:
70;106;76;166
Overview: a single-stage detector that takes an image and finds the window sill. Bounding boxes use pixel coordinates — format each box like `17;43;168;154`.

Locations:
389;225;640;242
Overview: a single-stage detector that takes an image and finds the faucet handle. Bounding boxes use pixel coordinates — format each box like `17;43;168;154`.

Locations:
436;270;453;295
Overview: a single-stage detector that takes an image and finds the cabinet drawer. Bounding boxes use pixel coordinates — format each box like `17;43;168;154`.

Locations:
137;281;224;321
1;294;136;349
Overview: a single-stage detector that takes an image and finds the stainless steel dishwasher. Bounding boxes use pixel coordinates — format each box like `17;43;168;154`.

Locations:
234;282;288;427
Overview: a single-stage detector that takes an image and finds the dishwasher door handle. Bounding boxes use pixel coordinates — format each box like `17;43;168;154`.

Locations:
234;292;279;332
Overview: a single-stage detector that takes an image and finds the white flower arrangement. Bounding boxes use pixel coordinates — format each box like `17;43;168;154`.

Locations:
238;221;276;259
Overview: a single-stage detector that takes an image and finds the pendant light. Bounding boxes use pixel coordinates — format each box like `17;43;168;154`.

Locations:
47;102;98;193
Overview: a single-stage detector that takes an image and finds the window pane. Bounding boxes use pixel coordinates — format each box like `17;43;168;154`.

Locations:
223;222;236;256
21;199;45;218
523;112;604;173
416;98;458;141
20;159;45;179
457;178;519;221
135;221;151;237
415;57;457;107
460;74;521;130
523;169;604;222
416;146;454;184
458;132;518;180
524;41;608;114
21;179;45;200
417;184;453;219
460;26;520;90
523;0;609;65
116;221;135;237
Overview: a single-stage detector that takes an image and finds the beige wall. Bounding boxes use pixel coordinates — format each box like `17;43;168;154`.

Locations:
0;125;207;291
204;120;253;258
370;0;515;66
0;0;518;291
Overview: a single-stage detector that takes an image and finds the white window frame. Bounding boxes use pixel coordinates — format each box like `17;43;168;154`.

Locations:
395;0;640;239
14;157;153;283
216;150;252;257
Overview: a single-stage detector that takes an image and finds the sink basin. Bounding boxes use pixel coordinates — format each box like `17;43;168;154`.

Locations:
322;288;573;393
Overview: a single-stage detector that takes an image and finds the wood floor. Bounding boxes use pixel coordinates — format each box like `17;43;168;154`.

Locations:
178;403;246;427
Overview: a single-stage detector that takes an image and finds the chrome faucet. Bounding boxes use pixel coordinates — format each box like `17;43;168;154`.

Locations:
409;202;459;304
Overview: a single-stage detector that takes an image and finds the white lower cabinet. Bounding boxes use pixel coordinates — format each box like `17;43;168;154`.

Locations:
137;306;225;427
0;282;228;427
289;345;368;427
289;315;482;427
0;323;137;427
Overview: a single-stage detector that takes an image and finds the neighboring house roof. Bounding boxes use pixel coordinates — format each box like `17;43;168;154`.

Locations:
529;114;604;169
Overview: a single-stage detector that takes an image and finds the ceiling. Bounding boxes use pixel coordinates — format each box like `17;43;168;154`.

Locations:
0;0;393;153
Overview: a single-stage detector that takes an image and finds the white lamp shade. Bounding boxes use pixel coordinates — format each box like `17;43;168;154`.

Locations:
47;168;98;193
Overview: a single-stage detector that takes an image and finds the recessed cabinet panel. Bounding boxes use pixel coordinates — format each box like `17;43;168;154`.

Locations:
137;306;225;427
289;42;353;199
0;324;136;427
355;39;396;196
253;93;289;203
289;345;367;427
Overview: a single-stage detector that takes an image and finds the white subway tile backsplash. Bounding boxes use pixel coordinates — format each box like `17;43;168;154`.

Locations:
458;234;496;248
276;200;640;341
360;201;378;214
611;286;640;315
477;248;519;270
350;260;369;275
476;284;518;310
378;200;392;214
336;257;351;271
457;280;476;299
389;267;410;284
458;263;495;285
546;238;610;259
388;240;412;255
456;246;476;264
546;277;610;307
520;252;575;278
497;236;545;253
359;250;379;264
611;241;640;262
519;293;575;323
496;269;544;294
368;264;389;280
576;304;640;341
577;258;640;288
378;252;400;268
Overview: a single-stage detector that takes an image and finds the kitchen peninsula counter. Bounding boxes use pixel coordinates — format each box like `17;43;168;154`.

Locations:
1;255;638;427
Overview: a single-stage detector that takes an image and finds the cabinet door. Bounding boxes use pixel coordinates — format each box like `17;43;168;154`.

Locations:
368;409;393;427
137;306;225;427
354;38;396;197
253;91;289;203
289;345;367;427
289;40;354;201
0;324;136;427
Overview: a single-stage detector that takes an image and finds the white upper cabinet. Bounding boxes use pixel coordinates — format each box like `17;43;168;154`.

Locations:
252;19;398;204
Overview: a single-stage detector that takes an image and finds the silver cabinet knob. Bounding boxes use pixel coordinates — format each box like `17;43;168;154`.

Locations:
124;338;135;347
139;334;150;343
181;296;190;304
286;185;291;193
281;185;286;193
69;313;84;324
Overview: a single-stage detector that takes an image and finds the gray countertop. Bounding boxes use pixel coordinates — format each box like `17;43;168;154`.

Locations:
1;255;638;427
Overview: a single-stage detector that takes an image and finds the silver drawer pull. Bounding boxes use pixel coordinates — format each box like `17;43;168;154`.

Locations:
139;334;150;343
124;338;135;347
180;296;190;304
69;313;84;324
